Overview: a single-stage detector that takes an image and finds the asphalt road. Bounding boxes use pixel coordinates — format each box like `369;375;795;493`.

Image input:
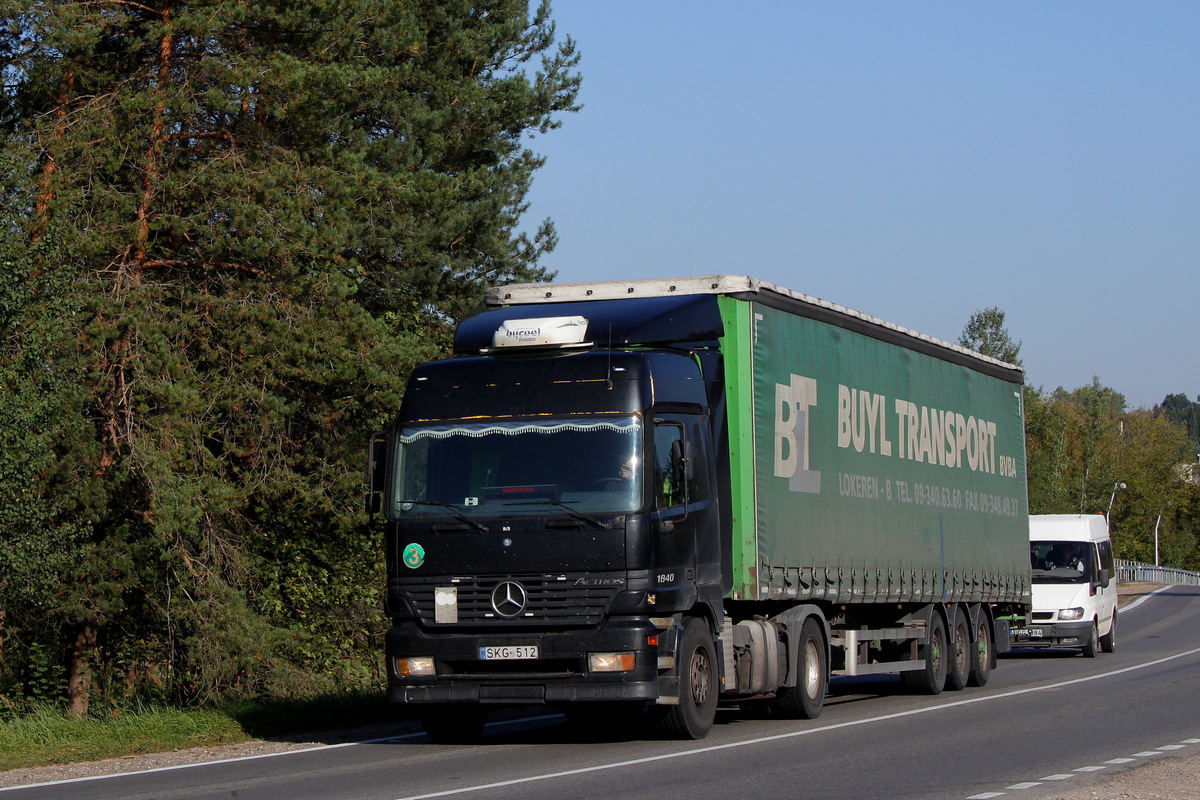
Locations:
5;585;1199;800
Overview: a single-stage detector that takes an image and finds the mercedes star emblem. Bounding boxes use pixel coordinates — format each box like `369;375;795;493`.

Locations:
491;581;528;618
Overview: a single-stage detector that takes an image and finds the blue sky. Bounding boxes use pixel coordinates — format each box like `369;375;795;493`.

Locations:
520;2;1199;409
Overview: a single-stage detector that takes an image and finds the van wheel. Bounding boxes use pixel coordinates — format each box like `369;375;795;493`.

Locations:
901;613;947;695
967;611;993;687
768;617;827;719
945;610;970;692
1100;611;1117;653
659;618;717;739
1081;621;1099;658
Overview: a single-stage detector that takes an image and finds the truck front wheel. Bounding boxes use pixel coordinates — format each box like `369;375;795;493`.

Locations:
660;617;717;740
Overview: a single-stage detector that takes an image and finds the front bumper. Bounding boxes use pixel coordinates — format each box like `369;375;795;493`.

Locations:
1012;620;1093;649
386;617;662;705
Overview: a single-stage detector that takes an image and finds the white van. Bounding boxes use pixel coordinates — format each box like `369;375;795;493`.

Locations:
1017;514;1118;657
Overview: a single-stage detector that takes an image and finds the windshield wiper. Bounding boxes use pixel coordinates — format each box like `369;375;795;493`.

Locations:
520;500;612;530
396;500;490;533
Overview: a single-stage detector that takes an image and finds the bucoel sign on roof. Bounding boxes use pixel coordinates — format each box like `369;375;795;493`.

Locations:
492;315;589;348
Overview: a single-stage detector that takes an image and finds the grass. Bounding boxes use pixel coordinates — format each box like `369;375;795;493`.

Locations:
0;704;248;772
0;692;406;773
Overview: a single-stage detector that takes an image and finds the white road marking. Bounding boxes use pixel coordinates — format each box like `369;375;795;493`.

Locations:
390;647;1200;800
973;739;1200;800
2;589;1194;799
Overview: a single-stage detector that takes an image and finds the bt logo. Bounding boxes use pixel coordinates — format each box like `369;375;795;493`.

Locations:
774;373;821;494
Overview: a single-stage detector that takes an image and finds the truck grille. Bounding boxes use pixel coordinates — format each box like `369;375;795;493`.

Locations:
398;575;623;627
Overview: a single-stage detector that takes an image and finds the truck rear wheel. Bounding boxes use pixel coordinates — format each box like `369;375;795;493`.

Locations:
901;613;947;695
659;617;717;739
768;616;826;719
418;704;488;744
967;610;993;687
945;609;970;692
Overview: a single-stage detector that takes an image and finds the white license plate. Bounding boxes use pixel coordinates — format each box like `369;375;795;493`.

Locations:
479;645;539;661
1014;628;1044;638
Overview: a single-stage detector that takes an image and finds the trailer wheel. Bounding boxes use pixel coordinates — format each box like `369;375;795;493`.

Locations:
659;617;717;740
1081;621;1099;658
418;704;488;744
1100;611;1117;653
768;617;826;719
945;610;970;692
967;611;993;688
901;612;947;695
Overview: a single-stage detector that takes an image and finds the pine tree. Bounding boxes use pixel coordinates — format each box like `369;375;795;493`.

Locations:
1;0;579;710
958;307;1023;367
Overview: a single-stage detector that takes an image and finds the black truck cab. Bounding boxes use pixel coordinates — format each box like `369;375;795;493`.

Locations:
372;296;728;736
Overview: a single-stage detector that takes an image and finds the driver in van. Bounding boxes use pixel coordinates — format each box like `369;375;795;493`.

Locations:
1049;542;1085;572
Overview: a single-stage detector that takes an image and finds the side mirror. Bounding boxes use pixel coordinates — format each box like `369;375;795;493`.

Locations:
1099;570;1111;589
366;434;387;515
669;438;691;508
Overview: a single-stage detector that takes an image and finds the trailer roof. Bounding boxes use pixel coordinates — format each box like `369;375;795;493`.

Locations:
486;275;1024;379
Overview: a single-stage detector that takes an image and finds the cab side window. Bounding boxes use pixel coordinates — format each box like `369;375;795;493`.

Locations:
684;417;710;501
653;424;683;510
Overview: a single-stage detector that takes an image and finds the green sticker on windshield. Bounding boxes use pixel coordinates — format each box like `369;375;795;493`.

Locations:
403;543;425;569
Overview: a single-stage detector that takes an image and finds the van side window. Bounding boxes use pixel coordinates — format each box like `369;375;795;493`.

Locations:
1097;540;1115;577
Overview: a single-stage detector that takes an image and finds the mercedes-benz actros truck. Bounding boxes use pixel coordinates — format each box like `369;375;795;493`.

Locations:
366;275;1030;741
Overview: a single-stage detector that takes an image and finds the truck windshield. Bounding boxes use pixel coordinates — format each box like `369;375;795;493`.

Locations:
391;415;643;519
1030;540;1093;584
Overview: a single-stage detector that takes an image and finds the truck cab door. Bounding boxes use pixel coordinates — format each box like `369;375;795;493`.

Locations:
651;414;720;602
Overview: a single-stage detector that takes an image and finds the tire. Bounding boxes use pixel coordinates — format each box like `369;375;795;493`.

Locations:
967;610;993;688
418;704;488;744
1100;611;1117;654
768;617;827;719
1081;620;1099;658
945;609;970;692
659;617;718;740
901;612;947;695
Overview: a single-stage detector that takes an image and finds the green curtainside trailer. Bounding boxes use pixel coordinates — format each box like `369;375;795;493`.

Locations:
718;293;1029;606
368;275;1031;742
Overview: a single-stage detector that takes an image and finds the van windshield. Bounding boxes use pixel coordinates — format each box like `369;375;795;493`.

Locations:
1030;540;1092;584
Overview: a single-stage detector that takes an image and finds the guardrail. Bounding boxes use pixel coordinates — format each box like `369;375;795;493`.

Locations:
1116;559;1200;586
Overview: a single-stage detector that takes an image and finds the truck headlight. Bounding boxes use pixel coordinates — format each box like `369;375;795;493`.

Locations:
1058;608;1084;621
394;656;436;677
589;652;635;673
